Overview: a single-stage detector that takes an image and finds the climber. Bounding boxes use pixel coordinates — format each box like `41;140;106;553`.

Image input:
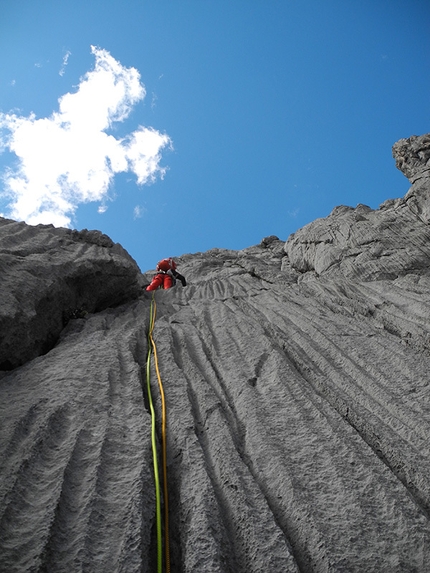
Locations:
146;257;187;291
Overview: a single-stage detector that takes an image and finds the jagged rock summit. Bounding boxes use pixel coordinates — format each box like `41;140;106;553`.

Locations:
1;134;430;572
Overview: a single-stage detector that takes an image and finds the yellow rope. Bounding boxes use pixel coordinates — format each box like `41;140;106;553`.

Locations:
146;294;162;572
147;292;171;573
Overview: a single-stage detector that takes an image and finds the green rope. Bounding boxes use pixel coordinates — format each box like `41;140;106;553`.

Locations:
149;296;171;573
146;292;162;573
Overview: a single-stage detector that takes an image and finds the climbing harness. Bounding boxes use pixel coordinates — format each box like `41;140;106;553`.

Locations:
146;292;170;573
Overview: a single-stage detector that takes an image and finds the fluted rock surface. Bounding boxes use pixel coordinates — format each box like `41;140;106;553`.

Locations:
0;219;141;370
1;135;430;572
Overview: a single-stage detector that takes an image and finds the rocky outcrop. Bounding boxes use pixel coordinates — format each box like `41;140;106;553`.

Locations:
1;135;430;572
285;199;430;280
392;133;430;184
0;219;141;370
286;133;430;280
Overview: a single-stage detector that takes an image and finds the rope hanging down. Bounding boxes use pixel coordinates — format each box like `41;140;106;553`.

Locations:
146;292;170;573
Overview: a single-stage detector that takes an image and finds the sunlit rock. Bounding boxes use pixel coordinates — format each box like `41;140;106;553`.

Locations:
1;134;430;572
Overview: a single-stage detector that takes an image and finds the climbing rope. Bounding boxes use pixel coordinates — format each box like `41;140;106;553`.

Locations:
146;292;170;573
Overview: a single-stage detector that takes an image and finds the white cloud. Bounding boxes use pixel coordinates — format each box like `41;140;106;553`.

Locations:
151;92;157;110
0;46;171;227
133;204;146;219
59;50;71;76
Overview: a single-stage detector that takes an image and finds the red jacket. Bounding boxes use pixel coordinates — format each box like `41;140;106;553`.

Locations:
146;258;187;291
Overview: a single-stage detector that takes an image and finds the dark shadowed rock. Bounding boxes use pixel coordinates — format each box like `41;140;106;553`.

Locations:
1;135;430;572
0;218;141;370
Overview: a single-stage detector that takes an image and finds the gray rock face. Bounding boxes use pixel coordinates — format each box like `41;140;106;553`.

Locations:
0;219;141;369
285;199;430;280
285;133;430;282
1;135;430;572
392;133;430;184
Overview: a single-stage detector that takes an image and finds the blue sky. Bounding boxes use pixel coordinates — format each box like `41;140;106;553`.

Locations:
0;0;429;273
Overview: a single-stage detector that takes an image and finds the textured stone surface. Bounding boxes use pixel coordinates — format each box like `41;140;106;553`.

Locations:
285;199;430;280
1;135;430;572
392;133;430;184
0;218;141;369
